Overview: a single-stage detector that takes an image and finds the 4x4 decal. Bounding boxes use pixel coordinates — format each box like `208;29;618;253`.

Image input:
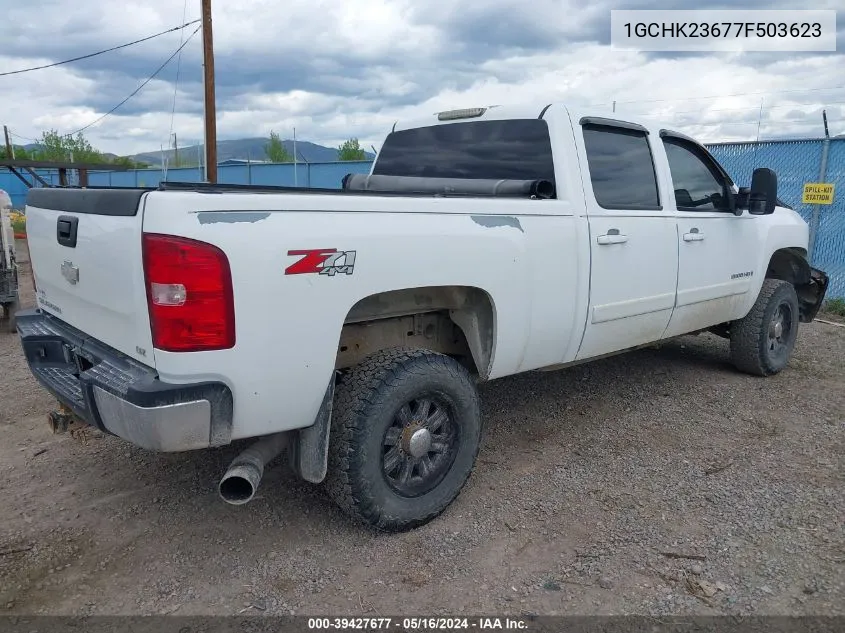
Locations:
285;249;357;276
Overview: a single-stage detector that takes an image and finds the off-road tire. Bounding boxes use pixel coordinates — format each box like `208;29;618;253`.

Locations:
730;278;799;376
324;347;482;531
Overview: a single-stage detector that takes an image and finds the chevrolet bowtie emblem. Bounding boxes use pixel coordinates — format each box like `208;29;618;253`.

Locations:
61;261;79;285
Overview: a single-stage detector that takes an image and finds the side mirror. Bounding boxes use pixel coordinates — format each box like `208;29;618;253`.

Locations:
748;168;778;215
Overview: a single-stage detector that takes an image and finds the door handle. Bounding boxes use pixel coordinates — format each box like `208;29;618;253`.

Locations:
597;229;628;245
683;228;705;242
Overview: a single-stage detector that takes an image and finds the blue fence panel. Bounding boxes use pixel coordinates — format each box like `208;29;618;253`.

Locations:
307;161;372;188
0;169;62;208
167;166;206;184
218;165;250;185
2;161;376;206
810;140;845;299
238;160;372;188
1;174;30;209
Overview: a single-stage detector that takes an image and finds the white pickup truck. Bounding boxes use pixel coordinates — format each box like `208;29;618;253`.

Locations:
16;102;829;531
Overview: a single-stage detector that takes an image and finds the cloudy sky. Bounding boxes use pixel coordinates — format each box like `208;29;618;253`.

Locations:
2;0;843;156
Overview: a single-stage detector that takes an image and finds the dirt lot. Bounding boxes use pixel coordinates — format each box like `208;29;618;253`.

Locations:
1;240;843;616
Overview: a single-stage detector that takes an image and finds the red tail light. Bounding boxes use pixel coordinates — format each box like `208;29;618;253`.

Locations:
142;233;235;352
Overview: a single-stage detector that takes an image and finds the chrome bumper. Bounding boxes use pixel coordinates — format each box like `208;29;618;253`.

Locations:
92;387;214;451
16;309;233;452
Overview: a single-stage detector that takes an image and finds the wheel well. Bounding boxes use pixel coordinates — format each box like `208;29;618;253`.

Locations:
766;248;811;286
337;286;496;379
765;248;822;322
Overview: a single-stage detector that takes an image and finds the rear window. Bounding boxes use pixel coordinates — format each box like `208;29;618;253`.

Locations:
372;119;556;186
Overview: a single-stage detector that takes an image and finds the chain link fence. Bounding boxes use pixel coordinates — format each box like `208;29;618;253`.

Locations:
707;138;845;300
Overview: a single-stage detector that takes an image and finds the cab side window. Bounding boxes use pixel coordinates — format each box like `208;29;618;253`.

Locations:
582;125;661;210
662;139;731;212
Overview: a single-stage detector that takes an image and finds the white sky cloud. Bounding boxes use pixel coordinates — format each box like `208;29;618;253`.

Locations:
0;0;843;156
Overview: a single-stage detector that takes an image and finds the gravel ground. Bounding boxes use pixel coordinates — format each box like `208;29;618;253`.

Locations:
1;239;843;616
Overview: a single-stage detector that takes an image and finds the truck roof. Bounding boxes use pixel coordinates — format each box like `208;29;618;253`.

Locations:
389;101;683;141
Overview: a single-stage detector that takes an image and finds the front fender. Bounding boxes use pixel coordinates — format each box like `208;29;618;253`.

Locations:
799;267;830;322
739;208;810;318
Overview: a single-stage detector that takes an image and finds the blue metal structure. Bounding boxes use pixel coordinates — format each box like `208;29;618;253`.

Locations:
0;160;374;209
2;139;843;298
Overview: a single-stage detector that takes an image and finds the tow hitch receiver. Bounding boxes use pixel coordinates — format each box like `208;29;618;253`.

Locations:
47;405;77;434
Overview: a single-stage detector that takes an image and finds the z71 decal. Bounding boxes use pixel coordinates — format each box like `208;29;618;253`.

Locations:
285;249;357;276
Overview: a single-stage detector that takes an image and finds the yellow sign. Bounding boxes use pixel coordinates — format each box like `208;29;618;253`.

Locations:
802;182;835;205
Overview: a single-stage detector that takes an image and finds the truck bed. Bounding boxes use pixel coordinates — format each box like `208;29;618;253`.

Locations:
22;179;584;445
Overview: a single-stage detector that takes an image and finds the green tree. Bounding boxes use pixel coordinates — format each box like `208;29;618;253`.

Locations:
337;137;366;161
33;129;105;163
22;130;151;167
265;131;292;162
0;146;31;160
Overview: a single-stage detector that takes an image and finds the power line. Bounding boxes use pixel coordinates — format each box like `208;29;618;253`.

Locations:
665;116;836;129
8;130;40;143
624;84;845;105
0;20;201;78
632;100;845;117
168;0;190;152
587;84;845;108
66;25;201;137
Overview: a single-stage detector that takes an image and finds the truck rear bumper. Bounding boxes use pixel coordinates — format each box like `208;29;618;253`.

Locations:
16;309;233;452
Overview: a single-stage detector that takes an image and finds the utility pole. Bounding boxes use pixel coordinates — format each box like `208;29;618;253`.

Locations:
809;110;831;263
201;0;218;183
3;126;15;159
173;132;179;168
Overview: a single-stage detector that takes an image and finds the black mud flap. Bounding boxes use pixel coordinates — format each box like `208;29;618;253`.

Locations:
288;379;334;483
797;267;830;323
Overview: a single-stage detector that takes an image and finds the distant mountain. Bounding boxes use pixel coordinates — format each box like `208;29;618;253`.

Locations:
130;137;375;167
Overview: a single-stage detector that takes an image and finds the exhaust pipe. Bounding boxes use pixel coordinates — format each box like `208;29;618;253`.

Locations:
218;432;290;505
